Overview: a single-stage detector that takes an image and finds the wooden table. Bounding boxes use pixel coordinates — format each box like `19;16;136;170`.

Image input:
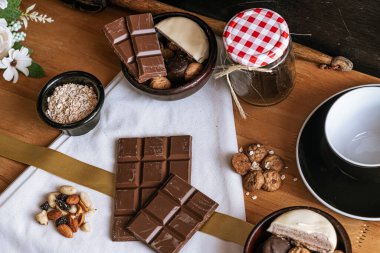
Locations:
0;0;379;251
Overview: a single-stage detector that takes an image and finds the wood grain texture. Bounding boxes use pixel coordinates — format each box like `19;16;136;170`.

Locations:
0;0;378;252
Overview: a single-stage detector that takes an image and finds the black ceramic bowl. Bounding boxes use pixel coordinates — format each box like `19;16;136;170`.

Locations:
122;12;217;101
244;206;352;253
37;71;105;136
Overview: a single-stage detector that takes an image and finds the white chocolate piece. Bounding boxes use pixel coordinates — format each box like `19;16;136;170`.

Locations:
267;209;337;253
155;17;209;63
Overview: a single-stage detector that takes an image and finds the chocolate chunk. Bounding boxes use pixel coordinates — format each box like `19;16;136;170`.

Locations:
127;174;218;253
126;13;155;36
256;235;291;253
166;52;190;82
112;136;192;241
103;17;128;44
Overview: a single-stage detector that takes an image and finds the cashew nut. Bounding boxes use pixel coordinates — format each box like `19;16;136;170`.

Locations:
79;192;92;208
48;192;60;208
59;185;77;195
35;210;48;225
80;222;91;232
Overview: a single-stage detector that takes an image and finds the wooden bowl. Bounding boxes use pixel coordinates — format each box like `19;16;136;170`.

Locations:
121;12;217;101
244;206;352;253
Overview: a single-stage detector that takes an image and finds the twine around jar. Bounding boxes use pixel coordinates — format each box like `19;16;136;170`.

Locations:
214;65;273;120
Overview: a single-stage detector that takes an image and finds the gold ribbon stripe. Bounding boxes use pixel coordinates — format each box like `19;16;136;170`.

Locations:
0;132;253;246
0;132;114;197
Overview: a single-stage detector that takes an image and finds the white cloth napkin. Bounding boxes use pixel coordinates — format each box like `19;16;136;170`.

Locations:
0;41;245;253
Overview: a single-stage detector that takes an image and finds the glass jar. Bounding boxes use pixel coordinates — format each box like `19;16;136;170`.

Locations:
227;40;296;106
223;8;296;107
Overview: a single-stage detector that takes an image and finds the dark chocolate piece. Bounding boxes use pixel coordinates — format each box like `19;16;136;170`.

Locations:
166;52;190;82
127;174;218;253
112;136;192;241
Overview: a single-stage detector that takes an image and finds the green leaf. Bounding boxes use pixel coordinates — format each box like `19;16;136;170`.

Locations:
13;42;22;50
28;61;45;78
0;0;22;23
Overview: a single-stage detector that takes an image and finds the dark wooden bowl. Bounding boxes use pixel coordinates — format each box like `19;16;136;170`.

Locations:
244;206;352;253
121;12;217;101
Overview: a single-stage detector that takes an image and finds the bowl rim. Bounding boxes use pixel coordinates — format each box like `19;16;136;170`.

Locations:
296;84;380;221
244;206;352;253
324;86;380;167
122;12;217;96
36;70;105;130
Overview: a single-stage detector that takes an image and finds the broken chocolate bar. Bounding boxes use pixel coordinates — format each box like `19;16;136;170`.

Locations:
112;136;192;241
127;174;218;253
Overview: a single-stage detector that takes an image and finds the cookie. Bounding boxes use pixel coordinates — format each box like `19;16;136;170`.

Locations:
246;144;268;163
243;170;265;191
262;154;285;172
231;153;251;175
262;169;281;192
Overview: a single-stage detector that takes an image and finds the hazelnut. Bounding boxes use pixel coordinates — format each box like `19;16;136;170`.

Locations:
161;48;174;59
150;77;171;89
288;247;311;253
262;169;281;192
167;41;180;51
231;153;251;175
184;62;202;81
245;144;268;163
261;154;285;172
243;170;264;191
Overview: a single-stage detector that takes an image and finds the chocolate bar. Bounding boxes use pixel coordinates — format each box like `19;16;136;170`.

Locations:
127;174;218;253
126;13;166;82
103;14;166;83
112;136;192;241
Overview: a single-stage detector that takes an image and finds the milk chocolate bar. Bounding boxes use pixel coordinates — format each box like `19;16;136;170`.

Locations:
103;14;167;83
112;136;192;241
127;174;218;253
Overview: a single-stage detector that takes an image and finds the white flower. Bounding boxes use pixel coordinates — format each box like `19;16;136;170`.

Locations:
0;18;13;58
0;0;7;10
0;47;32;83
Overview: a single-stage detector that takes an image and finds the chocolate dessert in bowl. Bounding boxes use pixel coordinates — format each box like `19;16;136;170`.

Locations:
244;206;351;253
103;12;217;100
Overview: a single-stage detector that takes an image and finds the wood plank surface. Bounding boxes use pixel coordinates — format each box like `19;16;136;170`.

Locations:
0;0;379;252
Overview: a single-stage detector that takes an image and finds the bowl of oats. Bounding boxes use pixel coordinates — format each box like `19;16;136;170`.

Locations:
37;71;105;136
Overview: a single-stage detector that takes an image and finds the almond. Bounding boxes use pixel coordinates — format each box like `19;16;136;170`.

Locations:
77;213;85;227
68;216;79;233
79;200;89;212
66;195;80;205
76;204;83;216
47;210;62;221
57;224;73;238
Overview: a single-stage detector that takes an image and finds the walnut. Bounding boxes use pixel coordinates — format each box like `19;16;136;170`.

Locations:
262;169;281;192
184;62;202;81
231;153;251;175
245;144;268;163
161;48;174;60
167;41;180;51
243;170;264;191
261;154;285;172
150;77;171;89
288;247;311;253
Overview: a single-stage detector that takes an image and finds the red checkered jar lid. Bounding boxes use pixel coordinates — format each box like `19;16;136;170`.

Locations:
223;8;290;68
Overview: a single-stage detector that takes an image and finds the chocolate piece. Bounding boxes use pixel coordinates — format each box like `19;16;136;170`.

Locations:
103;17;128;44
103;17;138;78
103;14;167;83
166;52;190;82
256;235;291;253
112;136;192;241
128;174;218;253
126;14;166;83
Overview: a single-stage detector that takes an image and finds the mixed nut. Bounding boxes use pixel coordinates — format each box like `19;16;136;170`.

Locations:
231;144;286;193
35;185;96;238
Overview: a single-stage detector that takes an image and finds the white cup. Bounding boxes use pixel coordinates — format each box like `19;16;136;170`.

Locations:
325;87;380;167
